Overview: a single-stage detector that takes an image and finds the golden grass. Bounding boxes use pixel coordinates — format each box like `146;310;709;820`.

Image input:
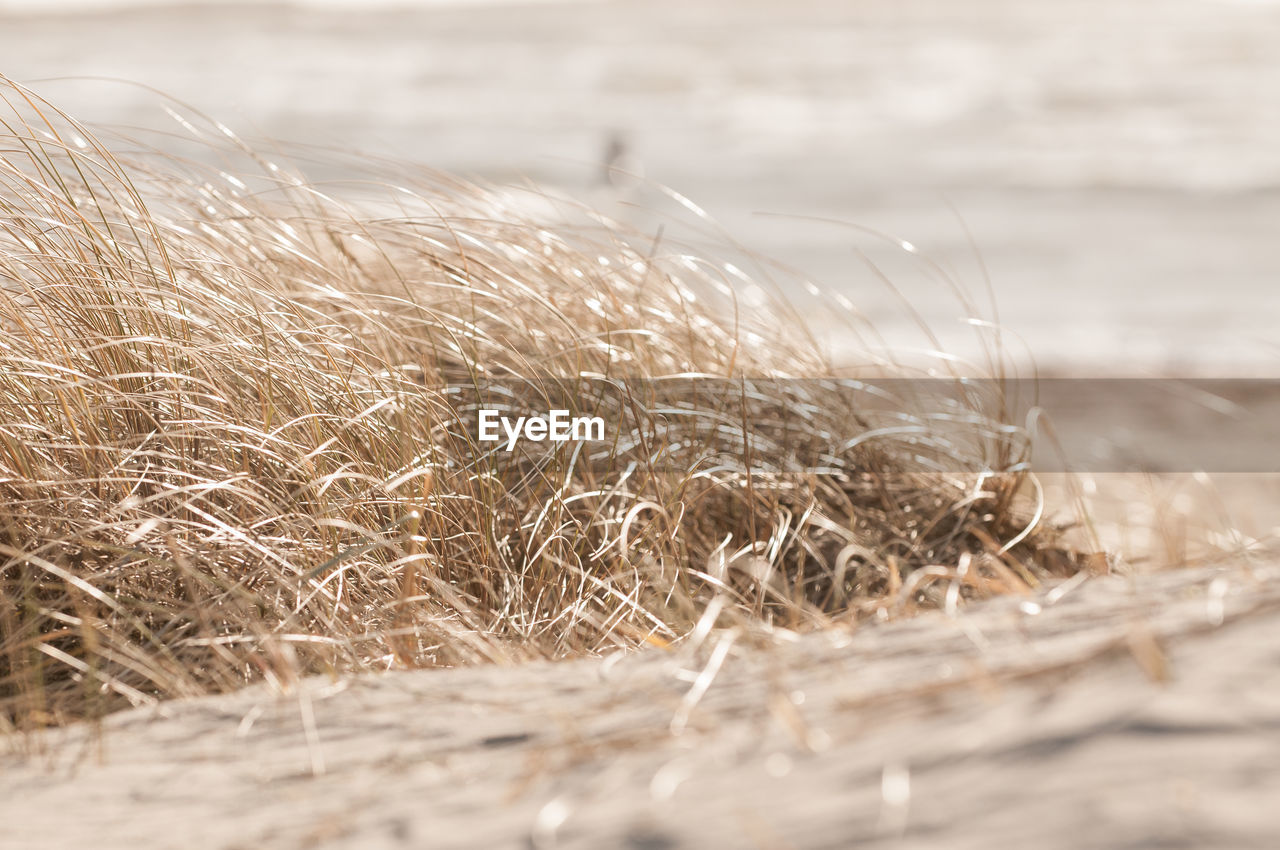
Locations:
0;77;1077;731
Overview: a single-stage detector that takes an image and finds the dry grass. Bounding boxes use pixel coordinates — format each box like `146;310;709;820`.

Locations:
0;76;1078;731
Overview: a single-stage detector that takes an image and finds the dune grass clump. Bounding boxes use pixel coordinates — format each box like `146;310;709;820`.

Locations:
0;77;1077;730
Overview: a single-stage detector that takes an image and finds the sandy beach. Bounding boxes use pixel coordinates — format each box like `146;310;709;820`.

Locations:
3;2;1280;848
6;561;1280;848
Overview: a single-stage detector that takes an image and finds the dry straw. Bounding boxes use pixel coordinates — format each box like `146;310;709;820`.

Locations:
0;77;1077;730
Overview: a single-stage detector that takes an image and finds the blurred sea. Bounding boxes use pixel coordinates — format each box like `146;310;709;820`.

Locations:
3;0;1279;373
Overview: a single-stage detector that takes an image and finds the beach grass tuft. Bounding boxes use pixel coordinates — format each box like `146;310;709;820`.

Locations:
0;77;1078;730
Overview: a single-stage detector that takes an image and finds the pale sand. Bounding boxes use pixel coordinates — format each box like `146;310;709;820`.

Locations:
5;561;1279;848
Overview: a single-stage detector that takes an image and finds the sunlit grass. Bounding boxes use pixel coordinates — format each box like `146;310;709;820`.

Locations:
0;76;1077;731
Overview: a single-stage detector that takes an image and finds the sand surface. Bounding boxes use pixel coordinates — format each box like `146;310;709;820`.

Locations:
6;560;1280;848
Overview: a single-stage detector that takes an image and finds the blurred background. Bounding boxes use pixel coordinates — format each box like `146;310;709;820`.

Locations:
2;0;1279;374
